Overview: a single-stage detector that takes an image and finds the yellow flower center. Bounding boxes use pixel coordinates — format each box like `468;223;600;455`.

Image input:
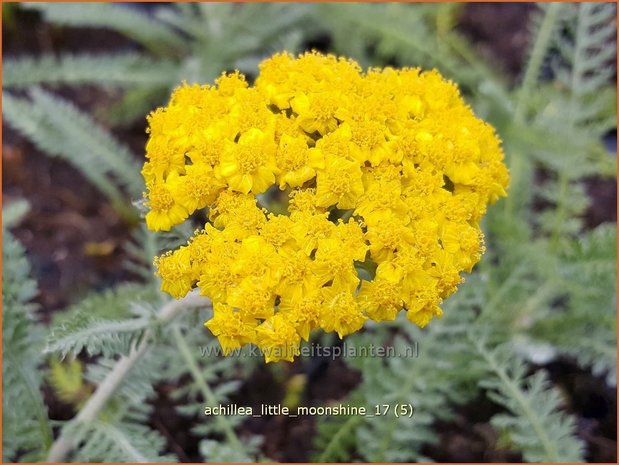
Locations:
311;94;338;122
238;146;263;173
351;121;385;150
149;185;174;212
373;280;401;307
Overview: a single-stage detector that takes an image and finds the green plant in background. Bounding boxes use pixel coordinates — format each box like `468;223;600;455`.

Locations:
2;2;616;463
2;201;52;461
3;88;143;219
4;3;315;123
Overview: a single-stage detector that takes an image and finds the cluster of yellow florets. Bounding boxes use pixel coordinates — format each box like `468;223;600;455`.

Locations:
142;51;509;362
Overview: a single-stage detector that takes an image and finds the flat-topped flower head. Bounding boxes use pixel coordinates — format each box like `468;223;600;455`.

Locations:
142;51;509;362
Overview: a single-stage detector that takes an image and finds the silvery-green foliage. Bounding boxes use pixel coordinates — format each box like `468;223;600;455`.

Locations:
531;224;617;385
314;2;494;90
45;284;160;358
2;207;52;462
6;3;319;126
3;53;178;88
471;338;585;462
3;89;143;207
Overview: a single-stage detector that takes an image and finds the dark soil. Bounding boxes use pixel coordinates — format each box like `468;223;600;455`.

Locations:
3;141;133;318
424;394;524;463
585;174;618;228
3;3;616;463
459;3;534;79
546;360;618;463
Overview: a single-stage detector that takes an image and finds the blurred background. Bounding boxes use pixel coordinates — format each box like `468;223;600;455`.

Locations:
2;2;616;463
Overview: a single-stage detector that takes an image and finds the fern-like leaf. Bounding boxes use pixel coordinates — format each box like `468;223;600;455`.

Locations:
22;3;184;56
312;393;363;462
315;3;487;89
46;284;159;358
532;224;617;385
515;3;564;122
529;3;616;178
472;338;585;462
3;53;178;88
67;419;175;462
3;89;143;205
156;3;315;82
200;437;262;463
2;223;52;461
55;343;179;462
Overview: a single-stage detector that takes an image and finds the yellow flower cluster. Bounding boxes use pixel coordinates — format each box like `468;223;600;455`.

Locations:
143;52;509;362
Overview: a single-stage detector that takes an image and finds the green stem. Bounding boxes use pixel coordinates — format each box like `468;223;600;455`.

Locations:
375;345;424;461
480;261;528;318
502;148;522;223
512;281;554;331
552;4;584;249
550;171;570;250
475;339;560;461
171;325;244;451
317;415;362;462
46;291;206;462
514;3;562;123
